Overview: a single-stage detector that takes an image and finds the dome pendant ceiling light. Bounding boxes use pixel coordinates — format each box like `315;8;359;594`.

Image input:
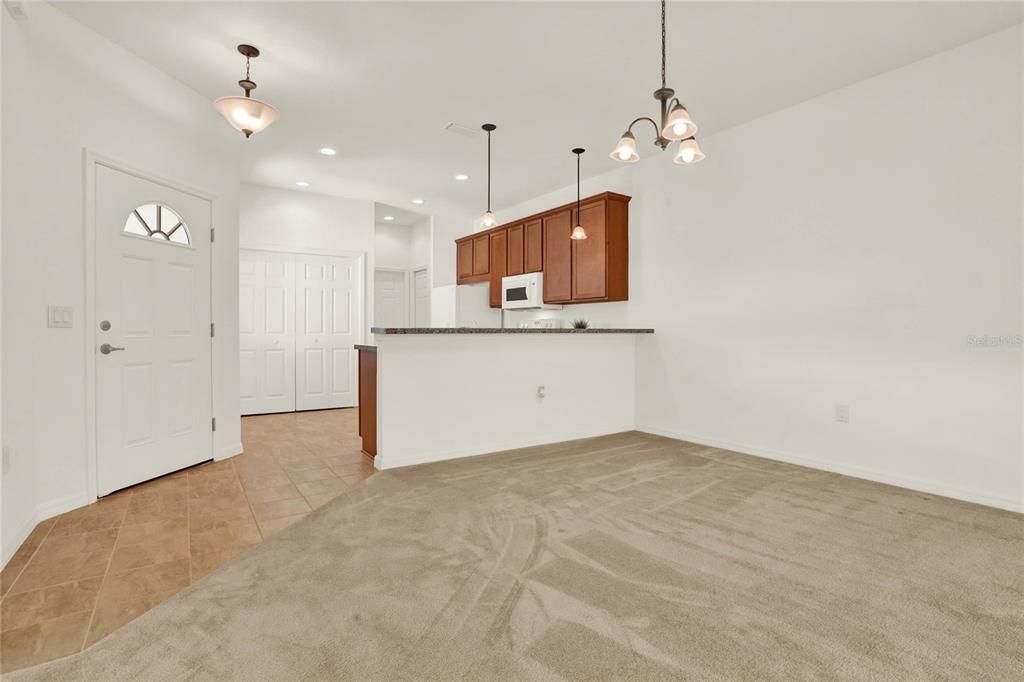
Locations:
570;148;588;241
610;0;704;165
481;123;498;228
214;44;280;139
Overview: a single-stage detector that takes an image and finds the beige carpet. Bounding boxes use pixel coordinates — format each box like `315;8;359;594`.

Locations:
7;432;1023;681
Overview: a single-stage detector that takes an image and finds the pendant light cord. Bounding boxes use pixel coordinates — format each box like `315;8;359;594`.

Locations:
487;128;491;212
661;0;667;90
577;153;581;215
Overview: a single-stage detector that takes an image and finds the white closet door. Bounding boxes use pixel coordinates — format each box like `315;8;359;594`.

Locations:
239;250;296;415
296;254;360;410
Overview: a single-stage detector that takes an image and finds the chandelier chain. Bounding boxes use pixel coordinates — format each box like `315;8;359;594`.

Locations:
661;0;666;90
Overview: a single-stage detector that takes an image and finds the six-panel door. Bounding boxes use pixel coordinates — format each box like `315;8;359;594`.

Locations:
239;250;296;415
296;255;360;411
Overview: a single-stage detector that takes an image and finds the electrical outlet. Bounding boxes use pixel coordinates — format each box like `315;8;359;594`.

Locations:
2;446;10;475
835;403;850;423
536;385;546;402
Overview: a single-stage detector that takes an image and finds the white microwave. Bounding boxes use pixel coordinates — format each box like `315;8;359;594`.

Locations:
501;273;561;310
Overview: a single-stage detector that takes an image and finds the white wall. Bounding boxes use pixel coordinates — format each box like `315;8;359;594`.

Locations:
410;219;431;270
1;3;243;564
488;27;1024;511
374;223;413;270
375;334;637;469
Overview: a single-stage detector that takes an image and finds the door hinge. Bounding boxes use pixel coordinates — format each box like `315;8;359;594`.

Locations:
210;228;215;243
210;322;215;338
211;417;217;432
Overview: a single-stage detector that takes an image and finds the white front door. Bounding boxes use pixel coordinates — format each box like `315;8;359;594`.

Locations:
95;164;212;496
374;269;408;328
239;250;295;415
296;255;360;410
413;268;430;327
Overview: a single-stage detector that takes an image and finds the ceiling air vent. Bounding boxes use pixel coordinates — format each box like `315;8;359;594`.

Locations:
443;122;481;138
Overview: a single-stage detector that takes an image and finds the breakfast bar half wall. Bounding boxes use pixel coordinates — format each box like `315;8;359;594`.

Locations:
358;327;654;469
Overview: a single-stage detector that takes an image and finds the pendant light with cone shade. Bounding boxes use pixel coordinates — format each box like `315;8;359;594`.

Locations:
480;124;498;228
570;148;588;241
214;45;280;139
609;0;704;165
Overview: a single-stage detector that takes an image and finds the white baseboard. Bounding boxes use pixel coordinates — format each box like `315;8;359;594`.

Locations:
2;491;93;567
637;424;1023;514
214;442;244;461
377;425;635;471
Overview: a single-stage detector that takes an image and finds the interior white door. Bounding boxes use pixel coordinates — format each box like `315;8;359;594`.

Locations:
296;255;361;410
95;164;212;496
413;268;431;327
374;269;408;328
239;250;295;415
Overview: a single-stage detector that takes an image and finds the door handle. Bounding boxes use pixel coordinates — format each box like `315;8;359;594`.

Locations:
100;343;125;355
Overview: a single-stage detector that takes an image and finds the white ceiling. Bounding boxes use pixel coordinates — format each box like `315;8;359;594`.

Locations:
56;2;1021;212
374;202;427;227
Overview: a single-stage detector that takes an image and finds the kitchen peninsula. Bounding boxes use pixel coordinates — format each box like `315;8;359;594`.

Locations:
358;327;653;469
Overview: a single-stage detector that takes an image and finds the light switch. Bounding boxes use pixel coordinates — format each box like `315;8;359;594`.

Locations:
47;305;73;328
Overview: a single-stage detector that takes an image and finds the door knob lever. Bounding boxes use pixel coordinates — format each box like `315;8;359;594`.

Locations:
100;343;125;355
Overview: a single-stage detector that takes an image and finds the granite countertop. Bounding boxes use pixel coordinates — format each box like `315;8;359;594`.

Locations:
370;327;654;335
354;344;377;351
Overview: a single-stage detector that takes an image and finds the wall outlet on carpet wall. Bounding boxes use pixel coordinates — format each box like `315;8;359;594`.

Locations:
835;403;850;423
536;385;546;402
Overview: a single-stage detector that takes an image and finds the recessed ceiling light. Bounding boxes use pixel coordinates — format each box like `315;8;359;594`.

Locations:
454;174;469;181
319;147;336;156
383;215;394;221
295;181;309;187
411;198;424;205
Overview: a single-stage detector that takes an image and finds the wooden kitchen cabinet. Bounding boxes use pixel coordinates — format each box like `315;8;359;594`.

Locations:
455;232;492;284
507;224;524;276
488;228;507;308
525;218;543;273
454;192;630;302
357;346;377;458
472;234;490;276
457;240;473;282
571;200;608;301
543;209;573;303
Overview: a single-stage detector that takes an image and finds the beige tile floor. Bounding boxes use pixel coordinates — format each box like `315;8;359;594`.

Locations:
0;408;374;674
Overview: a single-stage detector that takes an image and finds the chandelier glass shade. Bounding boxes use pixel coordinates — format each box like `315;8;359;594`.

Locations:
674;137;705;165
214;96;279;138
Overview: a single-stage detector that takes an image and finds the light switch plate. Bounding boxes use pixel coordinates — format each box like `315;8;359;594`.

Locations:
47;305;73;328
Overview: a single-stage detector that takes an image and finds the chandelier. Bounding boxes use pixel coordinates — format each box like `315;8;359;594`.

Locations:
610;0;704;165
214;44;280;139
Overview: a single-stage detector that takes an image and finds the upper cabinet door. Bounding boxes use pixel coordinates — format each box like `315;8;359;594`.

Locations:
489;229;507;308
472;234;490;276
457;240;473;282
524;219;543;273
507;224;524;276
543;209;572;302
572;200;607;301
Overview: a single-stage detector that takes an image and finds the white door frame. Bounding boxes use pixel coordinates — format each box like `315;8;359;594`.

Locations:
411;266;429;327
374;266;412;326
238;244;367;347
83;150;217;499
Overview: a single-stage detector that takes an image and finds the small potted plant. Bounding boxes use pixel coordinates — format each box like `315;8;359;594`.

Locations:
571;319;589;330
